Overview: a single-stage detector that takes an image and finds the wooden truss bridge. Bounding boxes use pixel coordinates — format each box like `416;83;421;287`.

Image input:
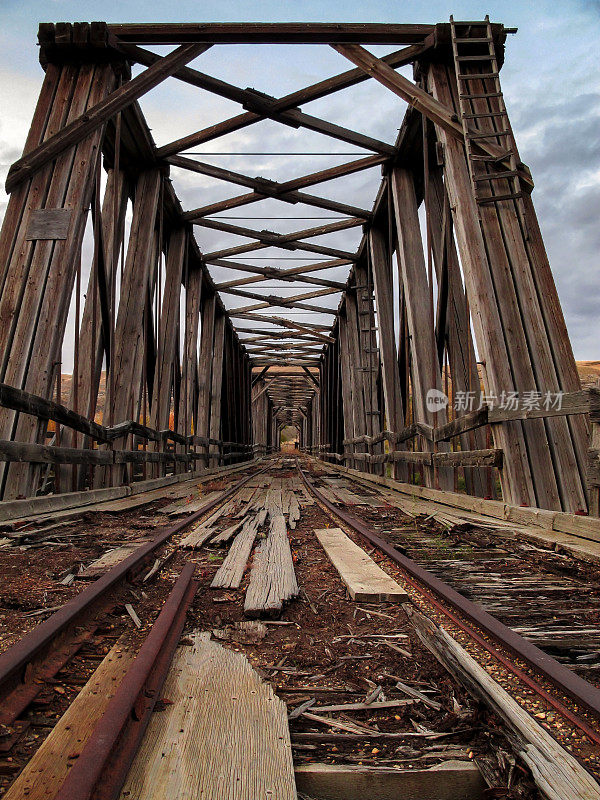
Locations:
0;19;598;520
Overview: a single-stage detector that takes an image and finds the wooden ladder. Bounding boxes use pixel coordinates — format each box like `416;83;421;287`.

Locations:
450;16;525;216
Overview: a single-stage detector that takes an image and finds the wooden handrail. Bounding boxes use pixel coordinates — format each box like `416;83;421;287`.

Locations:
0;383;252;453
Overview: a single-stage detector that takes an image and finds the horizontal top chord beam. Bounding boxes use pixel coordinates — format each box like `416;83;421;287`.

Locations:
108;23;436;45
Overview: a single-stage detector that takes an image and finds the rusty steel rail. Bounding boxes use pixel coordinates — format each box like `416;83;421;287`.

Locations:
58;562;198;800
0;463;266;706
297;461;600;731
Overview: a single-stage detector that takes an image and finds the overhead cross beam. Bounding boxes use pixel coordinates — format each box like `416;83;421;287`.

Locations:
115;37;431;154
201;218;360;261
229;314;334;343
187;186;371;220
222;285;340;315
172;154;384;219
216;270;346;292
211;258;353;291
161;101;395;157
108;23;435;44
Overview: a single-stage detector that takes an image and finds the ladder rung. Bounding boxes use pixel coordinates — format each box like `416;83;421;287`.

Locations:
466;130;511;140
457;72;500;80
470;150;513;161
473;170;519;182
460;91;503;99
454;37;494;43
477;192;522;204
462;111;506;119
456;54;495;61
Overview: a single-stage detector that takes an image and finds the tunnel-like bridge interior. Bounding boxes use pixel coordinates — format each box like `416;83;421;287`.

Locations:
0;20;597;517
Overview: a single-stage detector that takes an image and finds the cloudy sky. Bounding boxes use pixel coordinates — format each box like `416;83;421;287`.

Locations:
0;0;598;367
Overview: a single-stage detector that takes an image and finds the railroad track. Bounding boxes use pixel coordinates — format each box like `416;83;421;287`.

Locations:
297;459;600;742
2;456;600;799
0;463;266;762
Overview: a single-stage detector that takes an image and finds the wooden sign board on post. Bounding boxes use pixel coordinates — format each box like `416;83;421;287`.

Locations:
25;208;72;240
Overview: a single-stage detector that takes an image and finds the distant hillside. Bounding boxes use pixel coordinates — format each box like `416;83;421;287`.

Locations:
577;361;600;389
52;362;598;417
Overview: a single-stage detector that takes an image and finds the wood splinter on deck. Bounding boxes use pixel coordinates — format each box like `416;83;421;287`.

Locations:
315;527;409;602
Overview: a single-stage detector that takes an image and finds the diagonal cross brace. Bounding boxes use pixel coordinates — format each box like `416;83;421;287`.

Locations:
5;43;211;192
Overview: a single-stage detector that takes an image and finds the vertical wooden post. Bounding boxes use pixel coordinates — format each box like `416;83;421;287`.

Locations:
0;63;62;297
209;311;226;467
0;62;117;498
197;290;216;468
151;228;186;432
178;263;202;454
148;226;186;475
369;223;407;480
391;166;452;490
70;168;129;426
427;59;582;510
354;258;382;472
426;163;488;497
345;290;369;471
338;314;355;468
106;168;161;435
427;62;533;506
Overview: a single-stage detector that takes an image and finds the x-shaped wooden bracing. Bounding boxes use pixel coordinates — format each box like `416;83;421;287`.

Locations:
4;26;521;392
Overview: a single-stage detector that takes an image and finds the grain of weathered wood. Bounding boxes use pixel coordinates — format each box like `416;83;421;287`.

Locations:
315;527;408;602
295;761;485;800
25;208;72;240
6;44;210;191
391;167;451;490
244;514;299;617
4;640;135;800
119;632;297;800
428;62;535;508
1;63;116;499
408;607;600;800
210;512;263;589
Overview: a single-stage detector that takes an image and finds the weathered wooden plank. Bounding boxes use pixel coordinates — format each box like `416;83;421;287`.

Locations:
408;607;600;800
295;762;486;800
79;545;141;578
25;208;72;240
178;265;202;440
1;63;116;499
369;224;407;480
244;514;299;617
0;63;62;298
427;162;488;497
151;227;186;436
108;169;161;426
3;641;135;800
211;511;265;589
196;291;216;459
459;60;584;512
119;632;297;800
315;527;408;602
427;62;535;508
70;168;129;426
391;166;451;490
333;42;532;188
0;439;113;465
208;313;226;467
109;22;434;44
